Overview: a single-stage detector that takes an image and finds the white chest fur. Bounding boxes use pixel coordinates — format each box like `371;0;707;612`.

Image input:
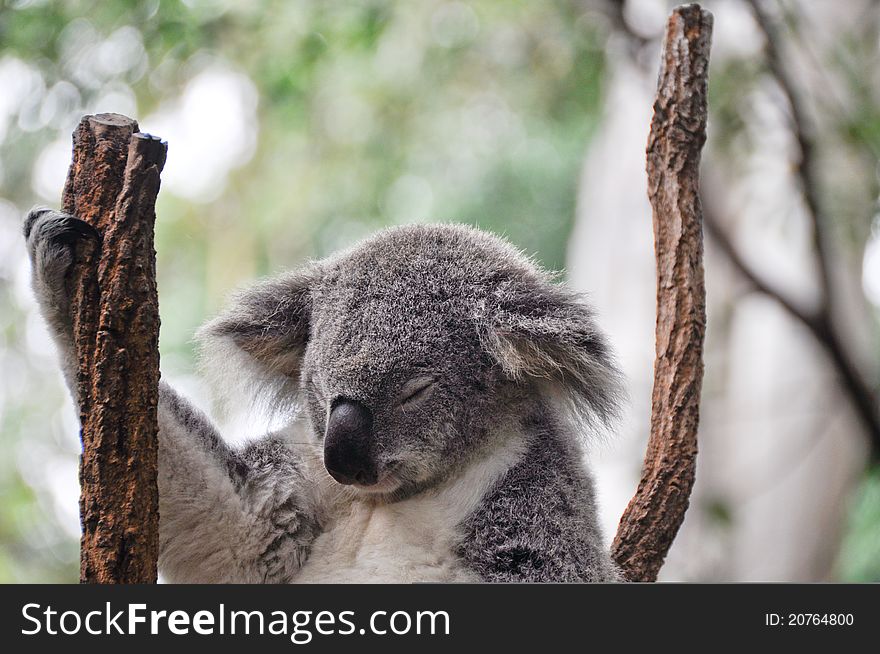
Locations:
294;435;526;583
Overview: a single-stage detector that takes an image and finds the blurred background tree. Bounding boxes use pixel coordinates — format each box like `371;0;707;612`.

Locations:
0;0;877;582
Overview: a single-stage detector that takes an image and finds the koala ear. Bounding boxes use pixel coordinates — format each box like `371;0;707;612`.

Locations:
196;267;317;414
485;280;623;426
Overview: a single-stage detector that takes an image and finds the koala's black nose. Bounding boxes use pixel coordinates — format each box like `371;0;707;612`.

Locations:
324;399;377;486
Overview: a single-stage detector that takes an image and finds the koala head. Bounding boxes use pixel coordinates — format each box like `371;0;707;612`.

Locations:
200;224;621;497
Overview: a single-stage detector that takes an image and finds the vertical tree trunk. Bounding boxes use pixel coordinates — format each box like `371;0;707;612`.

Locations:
62;113;166;583
612;4;712;582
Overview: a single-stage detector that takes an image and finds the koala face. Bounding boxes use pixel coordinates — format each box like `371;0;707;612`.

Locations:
301;228;507;495
200;224;621;499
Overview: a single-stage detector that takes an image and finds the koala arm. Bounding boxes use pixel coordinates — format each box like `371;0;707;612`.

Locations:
25;208;321;583
157;382;321;583
23;208;95;398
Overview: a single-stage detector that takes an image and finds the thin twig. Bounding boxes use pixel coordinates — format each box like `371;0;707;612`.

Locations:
702;201;880;458
745;0;834;314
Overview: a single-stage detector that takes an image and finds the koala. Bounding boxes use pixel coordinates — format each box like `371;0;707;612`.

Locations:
25;207;624;583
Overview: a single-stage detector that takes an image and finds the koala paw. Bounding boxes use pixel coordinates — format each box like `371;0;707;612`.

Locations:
24;207;100;297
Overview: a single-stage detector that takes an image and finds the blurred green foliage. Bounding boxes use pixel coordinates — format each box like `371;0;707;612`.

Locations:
840;464;880;581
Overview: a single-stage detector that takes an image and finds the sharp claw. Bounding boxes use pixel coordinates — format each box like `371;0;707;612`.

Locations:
63;217;101;242
27;206;53;219
24;209;102;249
23;206;53;238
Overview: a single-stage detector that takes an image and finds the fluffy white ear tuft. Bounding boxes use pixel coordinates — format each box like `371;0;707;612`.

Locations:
484;281;624;428
196;267;318;419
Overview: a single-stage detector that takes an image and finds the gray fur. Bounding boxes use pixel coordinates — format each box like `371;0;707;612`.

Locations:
26;207;623;583
157;381;321;582
458;400;620;582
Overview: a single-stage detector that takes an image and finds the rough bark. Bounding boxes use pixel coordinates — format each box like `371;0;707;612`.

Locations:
61;113;166;583
612;4;711;582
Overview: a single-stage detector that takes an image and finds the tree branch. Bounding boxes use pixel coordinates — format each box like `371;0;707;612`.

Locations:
702;203;880;459
701;204;820;328
612;4;711;582
62;113;166;583
706;0;880;458
745;0;834;313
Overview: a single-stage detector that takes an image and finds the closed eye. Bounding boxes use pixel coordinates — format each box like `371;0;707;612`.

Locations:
398;375;437;407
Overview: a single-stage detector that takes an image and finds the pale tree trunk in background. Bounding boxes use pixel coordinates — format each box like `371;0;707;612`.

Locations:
572;0;872;581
